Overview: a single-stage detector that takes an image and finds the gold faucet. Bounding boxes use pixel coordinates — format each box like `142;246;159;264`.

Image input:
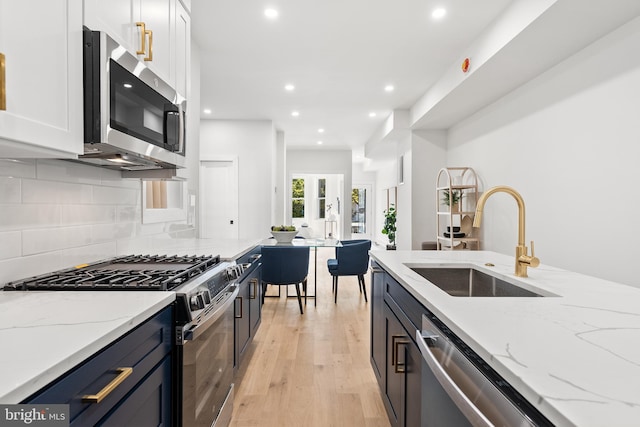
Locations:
473;186;540;277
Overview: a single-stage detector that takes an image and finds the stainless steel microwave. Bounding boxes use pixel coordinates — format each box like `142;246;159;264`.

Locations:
80;27;186;171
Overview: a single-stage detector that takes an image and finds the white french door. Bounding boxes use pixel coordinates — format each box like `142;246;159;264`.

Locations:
351;184;372;240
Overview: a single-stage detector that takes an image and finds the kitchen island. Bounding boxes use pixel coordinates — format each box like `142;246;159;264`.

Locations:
370;250;640;426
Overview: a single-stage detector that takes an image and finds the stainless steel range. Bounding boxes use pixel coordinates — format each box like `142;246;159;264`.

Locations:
3;253;257;427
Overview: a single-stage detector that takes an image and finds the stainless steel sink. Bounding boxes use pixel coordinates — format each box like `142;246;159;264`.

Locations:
410;267;547;297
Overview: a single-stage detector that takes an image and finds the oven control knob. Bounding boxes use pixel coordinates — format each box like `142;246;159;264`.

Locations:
202;290;211;305
190;294;205;310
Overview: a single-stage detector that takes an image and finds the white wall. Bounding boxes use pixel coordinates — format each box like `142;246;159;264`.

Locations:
411;130;447;249
447;16;640;287
199;120;276;240
286;149;352;239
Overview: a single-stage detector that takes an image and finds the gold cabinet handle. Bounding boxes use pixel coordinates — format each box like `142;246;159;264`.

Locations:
0;53;5;111
82;367;133;403
235;296;243;318
391;335;409;374
249;278;258;299
144;29;153;61
135;22;146;55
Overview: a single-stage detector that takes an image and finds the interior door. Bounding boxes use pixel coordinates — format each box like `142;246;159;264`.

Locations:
200;159;239;239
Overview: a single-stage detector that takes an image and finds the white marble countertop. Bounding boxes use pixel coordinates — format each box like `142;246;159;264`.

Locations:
0;291;175;403
370;250;640;427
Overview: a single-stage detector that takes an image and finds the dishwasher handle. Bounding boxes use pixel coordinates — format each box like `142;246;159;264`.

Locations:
416;328;493;427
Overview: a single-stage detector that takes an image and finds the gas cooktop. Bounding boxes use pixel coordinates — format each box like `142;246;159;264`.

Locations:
3;254;222;292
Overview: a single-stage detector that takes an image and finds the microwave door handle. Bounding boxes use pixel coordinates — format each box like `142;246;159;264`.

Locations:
163;105;180;152
416;329;493;427
178;103;185;154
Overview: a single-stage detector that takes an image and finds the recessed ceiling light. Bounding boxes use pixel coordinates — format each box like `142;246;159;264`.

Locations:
369;112;377;118
432;8;446;19
203;108;212;114
264;8;279;19
318;128;325;133
291;111;300;117
317;141;323;145
284;84;295;91
384;85;394;92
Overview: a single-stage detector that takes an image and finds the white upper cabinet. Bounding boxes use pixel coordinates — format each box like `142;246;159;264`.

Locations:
83;0;135;53
175;0;190;99
134;0;174;85
0;0;83;157
84;0;189;96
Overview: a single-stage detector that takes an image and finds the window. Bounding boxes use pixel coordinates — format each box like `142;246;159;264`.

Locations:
292;178;305;218
318;178;326;219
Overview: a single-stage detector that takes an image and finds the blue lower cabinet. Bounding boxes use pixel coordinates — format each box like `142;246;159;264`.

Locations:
235;263;262;370
97;355;172;426
25;306;174;426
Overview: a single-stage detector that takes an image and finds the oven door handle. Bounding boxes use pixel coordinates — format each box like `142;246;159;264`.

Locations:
184;285;239;341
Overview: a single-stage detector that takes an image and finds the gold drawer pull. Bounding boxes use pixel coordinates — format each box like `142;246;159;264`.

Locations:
391;335;409;374
135;22;146;55
249;278;258;299
0;53;5;111
235;296;243;318
82;367;133;403
144;29;153;61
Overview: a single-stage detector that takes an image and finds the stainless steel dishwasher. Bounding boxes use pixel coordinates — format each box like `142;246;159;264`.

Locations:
416;314;553;427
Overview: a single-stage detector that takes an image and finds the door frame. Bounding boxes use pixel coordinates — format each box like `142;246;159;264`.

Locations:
199;156;239;239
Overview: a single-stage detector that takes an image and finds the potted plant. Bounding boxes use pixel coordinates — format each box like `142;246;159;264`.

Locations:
443;189;463;212
382;204;397;250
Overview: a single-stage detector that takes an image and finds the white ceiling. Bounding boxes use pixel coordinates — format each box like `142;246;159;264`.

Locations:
191;0;513;157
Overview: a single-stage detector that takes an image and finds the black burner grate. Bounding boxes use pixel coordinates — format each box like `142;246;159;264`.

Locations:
3;254;221;291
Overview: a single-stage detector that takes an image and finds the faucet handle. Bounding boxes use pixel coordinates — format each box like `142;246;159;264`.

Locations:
520;241;540;268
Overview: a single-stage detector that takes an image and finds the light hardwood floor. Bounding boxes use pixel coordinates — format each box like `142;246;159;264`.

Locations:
230;247;390;427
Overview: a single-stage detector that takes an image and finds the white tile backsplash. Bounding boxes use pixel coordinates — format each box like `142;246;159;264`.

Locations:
61;205;116;225
117;205;140;223
23;226;93;255
36;160;105;185
0;159;193;285
91;222;137;242
0;231;22;260
0;177;21;203
92;185;139;206
22;179;93;204
0;159;37;179
0;205;62;231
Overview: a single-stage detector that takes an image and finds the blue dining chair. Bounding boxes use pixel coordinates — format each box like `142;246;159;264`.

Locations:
327;239;371;303
260;245;310;314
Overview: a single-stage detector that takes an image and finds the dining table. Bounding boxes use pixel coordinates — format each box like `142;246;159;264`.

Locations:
260;237;342;306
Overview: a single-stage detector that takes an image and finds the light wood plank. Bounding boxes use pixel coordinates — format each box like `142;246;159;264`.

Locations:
230;247;390;427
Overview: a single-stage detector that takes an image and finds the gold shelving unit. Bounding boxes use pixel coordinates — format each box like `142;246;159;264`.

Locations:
436;167;480;250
